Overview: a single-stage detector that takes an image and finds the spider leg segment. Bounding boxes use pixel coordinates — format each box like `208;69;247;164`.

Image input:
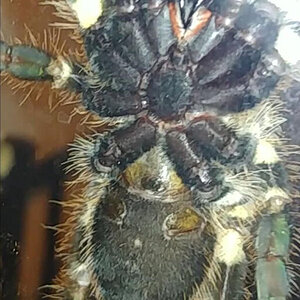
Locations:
253;145;291;299
184;118;249;165
0;40;83;90
165;130;222;202
1;40;52;80
195;32;247;85
194;251;248;300
256;212;290;299
165;116;256;207
90;119;156;177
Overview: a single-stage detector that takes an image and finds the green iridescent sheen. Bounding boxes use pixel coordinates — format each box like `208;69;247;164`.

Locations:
256;213;290;300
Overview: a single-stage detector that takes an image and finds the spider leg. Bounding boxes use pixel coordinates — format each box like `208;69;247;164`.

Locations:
170;103;291;298
186;117;258;172
256;211;290;299
83;4;160;91
219;97;293;298
188;14;225;63
165;130;222;204
0;40;84;91
90;118;156;178
165;117;257;206
79;6;164;118
189;1;282;112
0;39;144;118
251;142;291;299
195;31;247;85
167;118;264;211
206;263;246;300
1;41;51;79
192;49;282;113
81;86;144;118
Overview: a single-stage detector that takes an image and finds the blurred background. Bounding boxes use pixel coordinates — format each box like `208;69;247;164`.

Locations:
1;1;82;299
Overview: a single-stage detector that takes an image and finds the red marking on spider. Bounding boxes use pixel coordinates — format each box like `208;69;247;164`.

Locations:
168;2;212;42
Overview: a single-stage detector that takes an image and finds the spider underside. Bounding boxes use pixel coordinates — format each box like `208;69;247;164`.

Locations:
2;0;300;300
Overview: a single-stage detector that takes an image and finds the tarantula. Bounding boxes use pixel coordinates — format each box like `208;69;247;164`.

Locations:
2;0;300;299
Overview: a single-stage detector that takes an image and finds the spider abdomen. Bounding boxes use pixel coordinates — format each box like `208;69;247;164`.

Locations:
92;187;212;300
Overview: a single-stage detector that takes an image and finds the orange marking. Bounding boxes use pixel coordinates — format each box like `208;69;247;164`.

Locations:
184;8;212;42
168;3;212;43
168;2;184;40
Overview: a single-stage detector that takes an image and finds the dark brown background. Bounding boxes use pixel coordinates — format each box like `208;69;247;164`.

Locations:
2;1;80;299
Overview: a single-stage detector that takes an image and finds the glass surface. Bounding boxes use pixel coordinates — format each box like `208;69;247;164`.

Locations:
1;1;300;300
